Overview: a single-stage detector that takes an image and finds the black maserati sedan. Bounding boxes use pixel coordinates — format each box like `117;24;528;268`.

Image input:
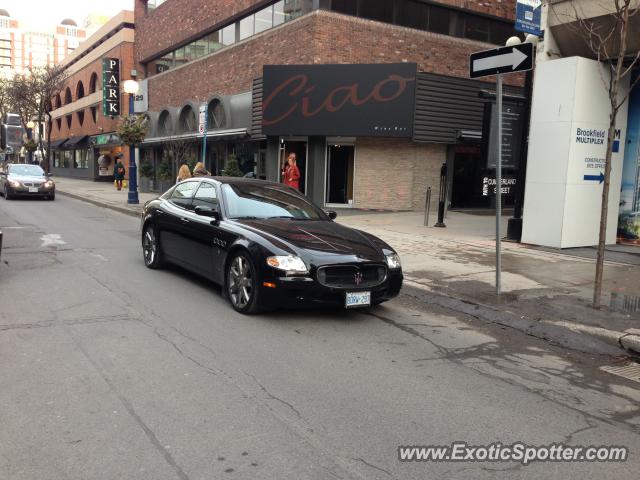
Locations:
0;163;55;200
140;177;403;313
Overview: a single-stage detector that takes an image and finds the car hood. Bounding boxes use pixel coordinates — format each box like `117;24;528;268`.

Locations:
236;218;385;261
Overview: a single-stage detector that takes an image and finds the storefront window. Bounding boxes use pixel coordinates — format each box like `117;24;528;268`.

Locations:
56;150;72;168
53;151;62;168
74;149;89;169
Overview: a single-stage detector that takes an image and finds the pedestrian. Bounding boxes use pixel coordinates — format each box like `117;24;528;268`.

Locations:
193;161;210;177
114;154;126;191
282;153;300;190
177;164;192;183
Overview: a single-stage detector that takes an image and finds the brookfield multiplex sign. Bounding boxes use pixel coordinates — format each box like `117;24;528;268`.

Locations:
102;58;120;117
261;63;417;137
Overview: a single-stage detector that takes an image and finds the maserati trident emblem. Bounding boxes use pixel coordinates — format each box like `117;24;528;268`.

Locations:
354;271;363;286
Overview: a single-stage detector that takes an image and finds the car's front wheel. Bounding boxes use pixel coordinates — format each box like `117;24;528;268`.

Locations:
226;252;260;314
47;192;55;201
142;223;163;269
4;185;12;200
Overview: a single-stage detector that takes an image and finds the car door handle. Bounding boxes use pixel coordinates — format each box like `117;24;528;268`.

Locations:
180;217;190;224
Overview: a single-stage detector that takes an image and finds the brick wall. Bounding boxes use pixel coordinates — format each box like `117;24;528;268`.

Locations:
148;9;516;111
354;138;445;211
434;0;516;20
50;42;135;141
135;0;269;62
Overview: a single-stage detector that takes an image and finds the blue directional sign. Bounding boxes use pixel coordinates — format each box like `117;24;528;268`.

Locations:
516;0;542;37
584;173;605;184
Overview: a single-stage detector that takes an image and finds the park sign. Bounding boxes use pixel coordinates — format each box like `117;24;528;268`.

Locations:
102;58;120;117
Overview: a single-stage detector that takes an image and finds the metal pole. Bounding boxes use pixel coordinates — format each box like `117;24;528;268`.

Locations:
424;186;432;227
202;104;208;169
127;94;139;204
496;74;503;296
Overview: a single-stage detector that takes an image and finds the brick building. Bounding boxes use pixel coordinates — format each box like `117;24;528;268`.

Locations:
49;11;135;181
134;0;519;210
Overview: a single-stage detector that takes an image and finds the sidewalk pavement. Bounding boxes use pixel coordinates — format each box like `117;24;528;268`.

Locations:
55;178;640;356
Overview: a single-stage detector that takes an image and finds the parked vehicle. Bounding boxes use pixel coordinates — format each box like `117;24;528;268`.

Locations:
0;164;55;200
140;178;403;313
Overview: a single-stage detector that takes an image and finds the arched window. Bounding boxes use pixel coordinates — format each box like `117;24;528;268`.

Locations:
64;87;72;104
54;94;61;109
65;114;72;128
207;98;226;129
158;110;172;136
178;105;196;133
89;72;98;93
77;109;84;126
90;106;97;123
56;118;62;130
76;81;85;100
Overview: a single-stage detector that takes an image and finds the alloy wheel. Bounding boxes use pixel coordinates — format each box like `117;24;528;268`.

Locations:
228;255;253;310
142;227;157;266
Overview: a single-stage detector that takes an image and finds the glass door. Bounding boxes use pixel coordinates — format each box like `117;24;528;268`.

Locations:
326;144;355;205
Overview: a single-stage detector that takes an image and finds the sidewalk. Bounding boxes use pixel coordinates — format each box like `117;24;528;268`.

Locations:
55;178;640;356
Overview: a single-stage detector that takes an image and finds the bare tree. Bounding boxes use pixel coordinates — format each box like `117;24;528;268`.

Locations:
161;137;197;174
552;0;640;309
7;67;67;170
0;75;14;122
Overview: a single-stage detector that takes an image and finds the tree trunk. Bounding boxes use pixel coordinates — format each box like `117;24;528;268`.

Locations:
45;116;52;175
593;113;617;309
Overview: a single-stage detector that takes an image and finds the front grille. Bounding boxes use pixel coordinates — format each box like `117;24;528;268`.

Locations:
22;182;42;187
316;264;387;289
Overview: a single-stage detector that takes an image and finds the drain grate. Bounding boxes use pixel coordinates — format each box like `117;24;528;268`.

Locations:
601;362;640;384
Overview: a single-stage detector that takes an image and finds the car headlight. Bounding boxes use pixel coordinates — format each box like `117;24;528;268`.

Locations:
385;253;401;269
44;180;54;188
266;255;308;274
9;180;20;188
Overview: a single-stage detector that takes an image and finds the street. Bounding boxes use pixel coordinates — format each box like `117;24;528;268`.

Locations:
1;195;639;480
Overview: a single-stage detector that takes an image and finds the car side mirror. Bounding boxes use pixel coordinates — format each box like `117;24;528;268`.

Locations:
325;210;338;220
195;205;220;223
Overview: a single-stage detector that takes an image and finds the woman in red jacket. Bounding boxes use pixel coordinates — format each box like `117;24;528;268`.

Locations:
282;153;301;190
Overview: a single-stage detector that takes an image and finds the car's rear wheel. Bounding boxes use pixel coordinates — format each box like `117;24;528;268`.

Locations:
226;252;260;314
142;223;163;269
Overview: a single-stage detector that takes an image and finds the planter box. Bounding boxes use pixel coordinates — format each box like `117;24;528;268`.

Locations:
139;176;152;193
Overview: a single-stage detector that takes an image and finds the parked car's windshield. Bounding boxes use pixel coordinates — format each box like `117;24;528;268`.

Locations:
223;183;326;220
9;165;45;177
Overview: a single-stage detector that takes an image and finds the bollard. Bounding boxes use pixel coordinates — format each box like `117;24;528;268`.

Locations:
424;187;432;226
434;163;448;228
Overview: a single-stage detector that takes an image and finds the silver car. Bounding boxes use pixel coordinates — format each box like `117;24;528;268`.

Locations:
0;163;55;200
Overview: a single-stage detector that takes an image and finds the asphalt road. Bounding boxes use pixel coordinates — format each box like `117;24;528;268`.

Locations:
1;195;639;480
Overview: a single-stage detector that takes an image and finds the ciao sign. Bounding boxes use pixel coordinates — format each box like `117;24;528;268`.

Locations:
262;64;416;137
102;58;120;117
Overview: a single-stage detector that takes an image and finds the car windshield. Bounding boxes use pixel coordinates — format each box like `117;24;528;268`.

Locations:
223;183;325;220
9;165;45;176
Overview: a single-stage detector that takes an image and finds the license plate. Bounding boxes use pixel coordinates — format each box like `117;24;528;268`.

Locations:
28;187;38;193
346;291;371;308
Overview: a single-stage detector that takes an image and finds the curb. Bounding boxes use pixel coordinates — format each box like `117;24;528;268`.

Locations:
57;190;142;218
401;282;640;357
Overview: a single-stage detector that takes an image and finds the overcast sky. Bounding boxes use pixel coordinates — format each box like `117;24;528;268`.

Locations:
4;0;134;30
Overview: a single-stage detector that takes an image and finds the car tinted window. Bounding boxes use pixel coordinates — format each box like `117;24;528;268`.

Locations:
9;164;45;176
223;183;325;220
193;182;218;209
169;181;199;209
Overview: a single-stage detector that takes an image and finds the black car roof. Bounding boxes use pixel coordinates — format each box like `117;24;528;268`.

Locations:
200;176;285;189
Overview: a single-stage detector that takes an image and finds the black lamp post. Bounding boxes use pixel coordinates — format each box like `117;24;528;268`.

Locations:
124;79;139;205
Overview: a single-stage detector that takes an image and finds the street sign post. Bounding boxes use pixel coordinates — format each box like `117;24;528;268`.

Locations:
470;43;534;295
199;104;208;167
515;0;543;37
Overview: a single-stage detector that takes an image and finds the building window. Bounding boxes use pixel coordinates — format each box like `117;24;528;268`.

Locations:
330;0;357;15
77;110;84;126
239;15;254;40
0;18;9;29
221;24;235;45
158;110;172;136
65;114;72;128
76;81;85;99
178;105;196;133
54;150;71;168
74;149;88;169
255;6;274;34
89;72;98;93
90;106;97;123
64;87;72;104
464;15;489;42
359;0;394;23
207;99;226;129
428;5;451;35
56;118;61;130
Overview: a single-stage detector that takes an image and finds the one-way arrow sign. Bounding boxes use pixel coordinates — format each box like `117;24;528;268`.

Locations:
584;172;605;184
469;43;534;78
